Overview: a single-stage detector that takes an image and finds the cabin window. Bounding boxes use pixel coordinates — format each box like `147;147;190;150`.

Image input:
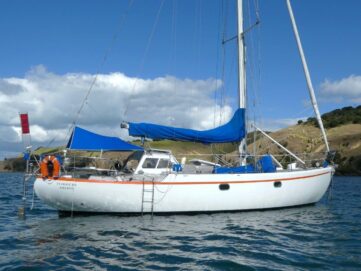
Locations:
274;181;282;188
157;159;171;169
142;158;158;169
219;184;230;190
123;151;143;171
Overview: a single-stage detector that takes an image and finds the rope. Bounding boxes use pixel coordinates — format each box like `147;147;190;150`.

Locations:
196;0;203;76
213;0;224;129
219;0;229;126
123;0;166;119
39;0;134;152
58;0;135;148
170;0;178;98
74;0;134;125
327;172;334;201
31;184;35;210
212;0;229;129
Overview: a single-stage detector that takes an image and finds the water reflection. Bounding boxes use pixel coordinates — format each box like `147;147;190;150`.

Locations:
17;205;337;270
1;174;361;270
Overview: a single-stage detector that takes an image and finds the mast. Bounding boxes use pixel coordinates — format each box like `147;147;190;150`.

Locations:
286;0;330;152
237;0;247;165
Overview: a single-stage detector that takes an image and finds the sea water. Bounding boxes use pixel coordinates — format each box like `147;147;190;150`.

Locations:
0;173;360;270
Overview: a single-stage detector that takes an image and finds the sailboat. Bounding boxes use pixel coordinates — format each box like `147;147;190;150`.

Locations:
33;0;334;214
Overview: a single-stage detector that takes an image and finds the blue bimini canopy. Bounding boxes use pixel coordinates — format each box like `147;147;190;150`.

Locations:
128;108;246;144
67;126;143;151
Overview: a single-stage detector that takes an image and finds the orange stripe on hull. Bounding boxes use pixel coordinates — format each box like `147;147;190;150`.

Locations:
38;170;330;185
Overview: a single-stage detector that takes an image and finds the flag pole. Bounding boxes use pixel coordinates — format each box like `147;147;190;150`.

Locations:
18;113;32;219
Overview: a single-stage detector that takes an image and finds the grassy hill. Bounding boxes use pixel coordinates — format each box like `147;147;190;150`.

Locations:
248;122;361;175
303;105;361;128
2;106;361;175
0;161;8;172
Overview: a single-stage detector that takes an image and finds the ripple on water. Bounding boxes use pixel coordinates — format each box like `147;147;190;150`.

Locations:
0;174;361;270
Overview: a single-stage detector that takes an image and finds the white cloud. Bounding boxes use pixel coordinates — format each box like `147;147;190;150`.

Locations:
0;65;233;154
320;75;361;103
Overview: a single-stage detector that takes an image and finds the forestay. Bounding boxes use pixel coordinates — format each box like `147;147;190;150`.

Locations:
127;108;246;144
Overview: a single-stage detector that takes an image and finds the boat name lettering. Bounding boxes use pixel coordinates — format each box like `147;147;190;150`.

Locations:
57;182;77;190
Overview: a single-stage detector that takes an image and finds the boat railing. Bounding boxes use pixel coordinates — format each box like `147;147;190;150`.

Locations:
26;150;329;177
62;155;125;177
173;151;328;171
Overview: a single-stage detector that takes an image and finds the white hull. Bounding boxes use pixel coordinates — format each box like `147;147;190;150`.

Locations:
34;167;333;214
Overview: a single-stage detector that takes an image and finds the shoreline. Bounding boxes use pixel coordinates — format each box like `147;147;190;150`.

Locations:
0;164;359;177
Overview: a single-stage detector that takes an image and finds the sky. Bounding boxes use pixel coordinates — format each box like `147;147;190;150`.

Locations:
0;0;360;159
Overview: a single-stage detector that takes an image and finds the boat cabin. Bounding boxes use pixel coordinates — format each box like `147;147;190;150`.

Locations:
122;149;238;175
124;149;178;175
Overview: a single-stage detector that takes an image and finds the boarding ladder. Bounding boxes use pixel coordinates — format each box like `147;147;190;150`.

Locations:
141;178;155;216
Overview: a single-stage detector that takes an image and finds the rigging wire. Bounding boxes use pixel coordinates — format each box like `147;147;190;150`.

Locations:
253;0;262;156
170;0;178;105
197;0;203;78
71;0;134;130
42;0;134;150
193;0;202;74
213;0;224;130
259;104;318;154
123;0;166;119
219;0;229;126
245;0;259;156
171;0;178;72
250;0;323;155
191;0;203;80
211;0;225;156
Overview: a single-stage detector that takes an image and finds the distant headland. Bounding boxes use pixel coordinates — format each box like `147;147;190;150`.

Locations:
1;106;360;176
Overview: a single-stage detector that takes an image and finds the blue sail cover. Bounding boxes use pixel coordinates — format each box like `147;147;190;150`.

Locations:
128;108;246;144
67;126;142;151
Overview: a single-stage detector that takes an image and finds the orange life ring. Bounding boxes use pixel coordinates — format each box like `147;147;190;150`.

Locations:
40;155;60;178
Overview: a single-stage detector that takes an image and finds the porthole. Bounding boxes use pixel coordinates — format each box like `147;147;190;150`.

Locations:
274;181;282;188
219;183;230;190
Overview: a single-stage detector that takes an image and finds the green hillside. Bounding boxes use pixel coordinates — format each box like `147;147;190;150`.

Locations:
2;106;361;175
303;105;361;128
248;122;361;175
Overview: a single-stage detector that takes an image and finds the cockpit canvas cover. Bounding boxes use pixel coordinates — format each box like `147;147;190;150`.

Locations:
128;108;246;144
67;126;143;151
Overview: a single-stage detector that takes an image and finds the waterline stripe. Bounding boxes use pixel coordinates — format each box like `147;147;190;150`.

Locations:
38;170;331;185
